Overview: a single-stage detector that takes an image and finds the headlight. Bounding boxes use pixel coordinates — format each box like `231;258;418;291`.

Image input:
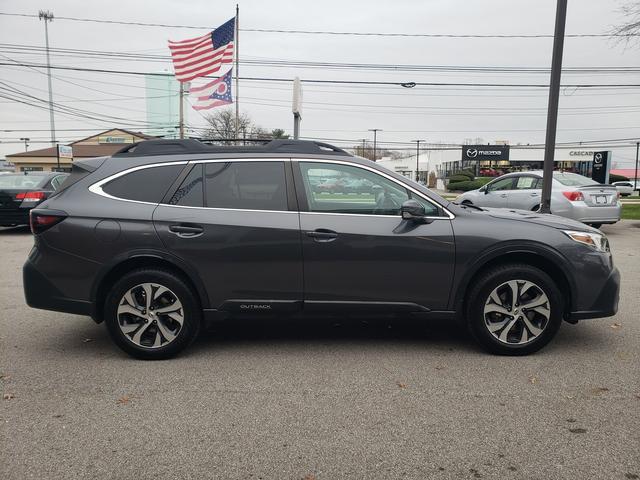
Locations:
563;230;610;253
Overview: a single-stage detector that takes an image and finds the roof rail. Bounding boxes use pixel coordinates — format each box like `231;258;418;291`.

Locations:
113;138;352;157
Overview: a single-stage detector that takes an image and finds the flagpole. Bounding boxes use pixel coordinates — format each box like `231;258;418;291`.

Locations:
234;4;239;144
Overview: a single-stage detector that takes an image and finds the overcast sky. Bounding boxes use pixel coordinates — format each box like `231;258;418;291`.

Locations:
1;0;639;165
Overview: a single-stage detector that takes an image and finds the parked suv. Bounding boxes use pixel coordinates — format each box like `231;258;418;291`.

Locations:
23;140;620;359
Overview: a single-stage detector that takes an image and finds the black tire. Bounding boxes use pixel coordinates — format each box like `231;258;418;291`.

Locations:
589;223;602;229
466;263;563;355
104;268;201;360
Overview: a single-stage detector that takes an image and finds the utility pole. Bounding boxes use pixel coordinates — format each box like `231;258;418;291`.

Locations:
360;138;366;157
412;139;424;183
20;137;30;152
178;82;184;139
234;4;240;144
540;0;567;214
634;141;639;193
39;10;56;147
368;129;381;161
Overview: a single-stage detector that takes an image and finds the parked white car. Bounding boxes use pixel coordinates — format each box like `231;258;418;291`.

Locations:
454;171;621;228
611;181;634;196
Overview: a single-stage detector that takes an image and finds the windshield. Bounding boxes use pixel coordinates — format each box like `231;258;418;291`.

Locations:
553;172;598;187
0;174;46;189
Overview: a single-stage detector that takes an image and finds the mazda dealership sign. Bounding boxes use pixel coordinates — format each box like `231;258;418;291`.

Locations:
462;145;510;161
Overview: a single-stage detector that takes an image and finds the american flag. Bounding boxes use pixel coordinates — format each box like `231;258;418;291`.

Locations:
168;17;235;83
190;70;233;110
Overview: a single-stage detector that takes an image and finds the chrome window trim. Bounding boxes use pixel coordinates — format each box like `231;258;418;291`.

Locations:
89;157;454;219
291;158;455;220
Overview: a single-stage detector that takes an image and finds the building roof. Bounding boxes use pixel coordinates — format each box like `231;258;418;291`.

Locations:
6;144;128;158
610;169;640;179
70;128;155;145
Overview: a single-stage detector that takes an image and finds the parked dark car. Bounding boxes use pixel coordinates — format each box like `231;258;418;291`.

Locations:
23;140;620;359
0;172;68;227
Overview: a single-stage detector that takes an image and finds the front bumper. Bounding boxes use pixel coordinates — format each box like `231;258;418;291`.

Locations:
566;266;620;321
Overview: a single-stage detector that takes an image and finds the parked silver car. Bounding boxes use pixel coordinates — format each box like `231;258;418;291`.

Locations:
611;181;635;197
455;171;621;228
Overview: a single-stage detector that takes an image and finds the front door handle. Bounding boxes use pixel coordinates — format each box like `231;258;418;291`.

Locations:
169;224;204;237
530;192;540;196
500;193;508;197
306;229;338;242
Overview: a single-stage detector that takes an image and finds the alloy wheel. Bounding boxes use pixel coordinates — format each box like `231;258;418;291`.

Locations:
483;279;550;345
116;283;184;348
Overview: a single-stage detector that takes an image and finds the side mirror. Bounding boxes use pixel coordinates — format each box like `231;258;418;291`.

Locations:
401;200;426;221
482;186;489;194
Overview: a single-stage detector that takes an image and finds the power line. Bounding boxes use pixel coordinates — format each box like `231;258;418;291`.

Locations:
2;62;640;89
1;12;637;38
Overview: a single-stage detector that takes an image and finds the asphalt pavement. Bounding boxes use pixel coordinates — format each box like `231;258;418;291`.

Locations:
1;222;639;480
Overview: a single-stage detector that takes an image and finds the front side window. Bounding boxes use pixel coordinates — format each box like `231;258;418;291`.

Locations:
204;161;287;211
487;177;515;192
299;162;439;216
102;165;183;203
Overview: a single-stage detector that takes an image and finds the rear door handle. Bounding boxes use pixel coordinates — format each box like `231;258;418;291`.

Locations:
169;224;204;237
500;193;508;197
530;192;540;196
306;229;338;242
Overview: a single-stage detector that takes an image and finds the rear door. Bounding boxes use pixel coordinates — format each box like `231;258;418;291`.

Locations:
293;160;455;312
153;159;303;313
507;175;542;210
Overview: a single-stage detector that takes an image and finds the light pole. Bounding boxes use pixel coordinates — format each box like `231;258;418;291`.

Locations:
412;140;424;183
368;129;381;161
20;137;30;152
38;10;56;147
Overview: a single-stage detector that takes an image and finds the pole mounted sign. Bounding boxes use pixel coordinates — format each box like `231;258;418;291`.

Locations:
461;145;510;161
591;151;611;184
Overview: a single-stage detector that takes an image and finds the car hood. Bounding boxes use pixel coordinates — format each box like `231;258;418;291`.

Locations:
477;207;599;232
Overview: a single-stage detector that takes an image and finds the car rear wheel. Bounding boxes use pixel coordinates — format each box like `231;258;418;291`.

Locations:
588;223;602;229
104;268;201;360
466;264;563;355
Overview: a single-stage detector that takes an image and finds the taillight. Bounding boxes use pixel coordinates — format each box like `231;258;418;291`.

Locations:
16;191;46;203
562;191;584;202
29;211;66;235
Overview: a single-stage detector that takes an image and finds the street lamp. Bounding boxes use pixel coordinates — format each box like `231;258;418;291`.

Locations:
412;139;425;183
20;137;30;152
368;129;382;161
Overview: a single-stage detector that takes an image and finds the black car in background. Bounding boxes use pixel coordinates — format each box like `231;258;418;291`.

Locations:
22;140;620;359
0;172;68;227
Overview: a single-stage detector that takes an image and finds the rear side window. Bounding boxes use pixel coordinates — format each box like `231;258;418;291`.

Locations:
102;165;183;203
204;161;287;211
168;164;204;207
553;172;597;187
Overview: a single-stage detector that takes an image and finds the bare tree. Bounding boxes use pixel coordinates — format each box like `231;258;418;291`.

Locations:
203;109;290;144
203;108;252;144
611;1;640;45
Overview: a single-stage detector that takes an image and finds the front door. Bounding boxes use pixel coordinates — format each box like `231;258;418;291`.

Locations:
153;160;303;314
294;160;455;312
483;176;516;208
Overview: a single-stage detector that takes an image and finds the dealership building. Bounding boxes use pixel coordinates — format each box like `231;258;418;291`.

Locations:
378;143;621;185
6;128;155;173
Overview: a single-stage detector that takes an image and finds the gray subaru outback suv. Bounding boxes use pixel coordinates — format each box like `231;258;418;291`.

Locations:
23;139;620;359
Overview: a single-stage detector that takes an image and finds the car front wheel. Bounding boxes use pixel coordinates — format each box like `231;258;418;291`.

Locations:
104;268;201;359
466;264;563;355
